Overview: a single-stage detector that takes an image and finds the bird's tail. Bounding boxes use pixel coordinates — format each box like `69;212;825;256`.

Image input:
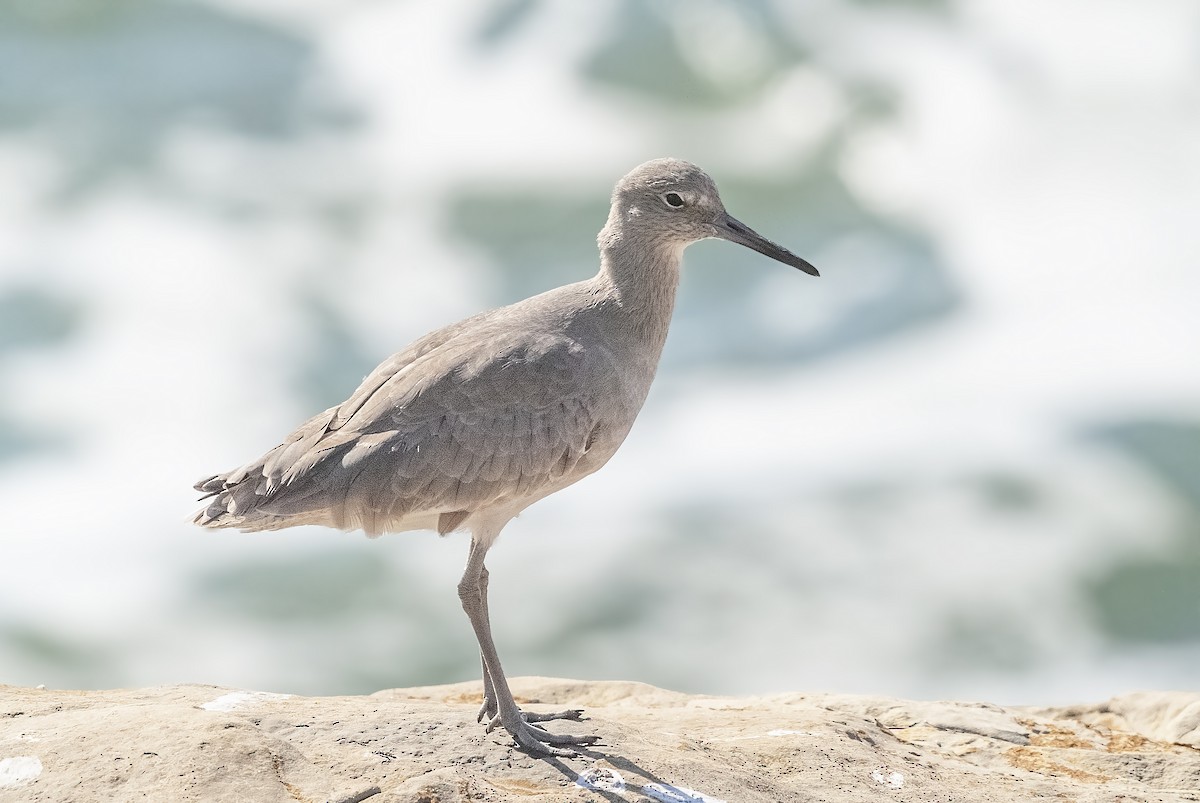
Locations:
191;471;314;532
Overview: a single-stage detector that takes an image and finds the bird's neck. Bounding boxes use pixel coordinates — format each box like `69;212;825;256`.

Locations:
595;223;683;349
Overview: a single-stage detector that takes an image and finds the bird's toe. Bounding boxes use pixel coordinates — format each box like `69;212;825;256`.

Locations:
477;697;497;723
523;708;585;723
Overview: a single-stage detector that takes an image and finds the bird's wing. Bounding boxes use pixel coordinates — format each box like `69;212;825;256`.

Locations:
195;315;616;536
193;310;491;507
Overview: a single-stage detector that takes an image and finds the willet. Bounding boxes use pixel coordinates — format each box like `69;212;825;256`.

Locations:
193;158;819;756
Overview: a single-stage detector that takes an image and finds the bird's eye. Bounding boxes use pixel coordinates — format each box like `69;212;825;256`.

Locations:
662;192;685;208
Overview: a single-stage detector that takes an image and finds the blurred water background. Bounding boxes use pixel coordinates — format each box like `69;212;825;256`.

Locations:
1;0;1198;705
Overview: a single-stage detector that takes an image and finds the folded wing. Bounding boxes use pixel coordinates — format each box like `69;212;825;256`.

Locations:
193;316;611;537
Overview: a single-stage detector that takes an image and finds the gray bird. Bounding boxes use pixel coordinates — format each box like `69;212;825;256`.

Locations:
193;158;818;756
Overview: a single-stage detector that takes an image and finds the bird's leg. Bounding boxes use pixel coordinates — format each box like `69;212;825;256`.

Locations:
458;535;597;756
474;564;583;727
475;565;499;722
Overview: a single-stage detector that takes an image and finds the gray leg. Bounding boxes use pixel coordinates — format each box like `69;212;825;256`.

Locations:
474;564;582;727
476;565;499;722
457;536;597;756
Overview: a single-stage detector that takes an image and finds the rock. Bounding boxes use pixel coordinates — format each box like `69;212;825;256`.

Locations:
1;678;1198;802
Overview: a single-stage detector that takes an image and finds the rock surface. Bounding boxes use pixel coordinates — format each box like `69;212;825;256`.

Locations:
1;678;1198;802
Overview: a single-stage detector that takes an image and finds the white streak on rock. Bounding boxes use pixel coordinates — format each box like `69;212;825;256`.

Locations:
575;767;625;791
0;756;43;788
871;768;905;789
641;782;727;803
201;691;291;712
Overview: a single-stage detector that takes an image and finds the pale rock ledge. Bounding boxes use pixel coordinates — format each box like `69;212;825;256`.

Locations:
2;678;1198;802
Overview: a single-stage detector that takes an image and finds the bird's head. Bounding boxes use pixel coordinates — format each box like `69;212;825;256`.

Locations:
608;158;819;276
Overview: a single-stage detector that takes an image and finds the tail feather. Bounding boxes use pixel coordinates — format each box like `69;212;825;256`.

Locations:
193;474;225;498
191;470;265;529
191;406;344;531
191;440;361;532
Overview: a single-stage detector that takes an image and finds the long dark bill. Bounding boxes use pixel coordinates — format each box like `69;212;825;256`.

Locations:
717;214;819;276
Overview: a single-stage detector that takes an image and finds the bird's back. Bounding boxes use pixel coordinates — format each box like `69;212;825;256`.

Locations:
193;279;645;537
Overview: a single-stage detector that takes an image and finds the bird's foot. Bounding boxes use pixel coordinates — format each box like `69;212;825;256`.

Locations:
486;710;599;757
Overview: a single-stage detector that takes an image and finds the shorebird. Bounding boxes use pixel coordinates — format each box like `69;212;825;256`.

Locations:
193;158;818;755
